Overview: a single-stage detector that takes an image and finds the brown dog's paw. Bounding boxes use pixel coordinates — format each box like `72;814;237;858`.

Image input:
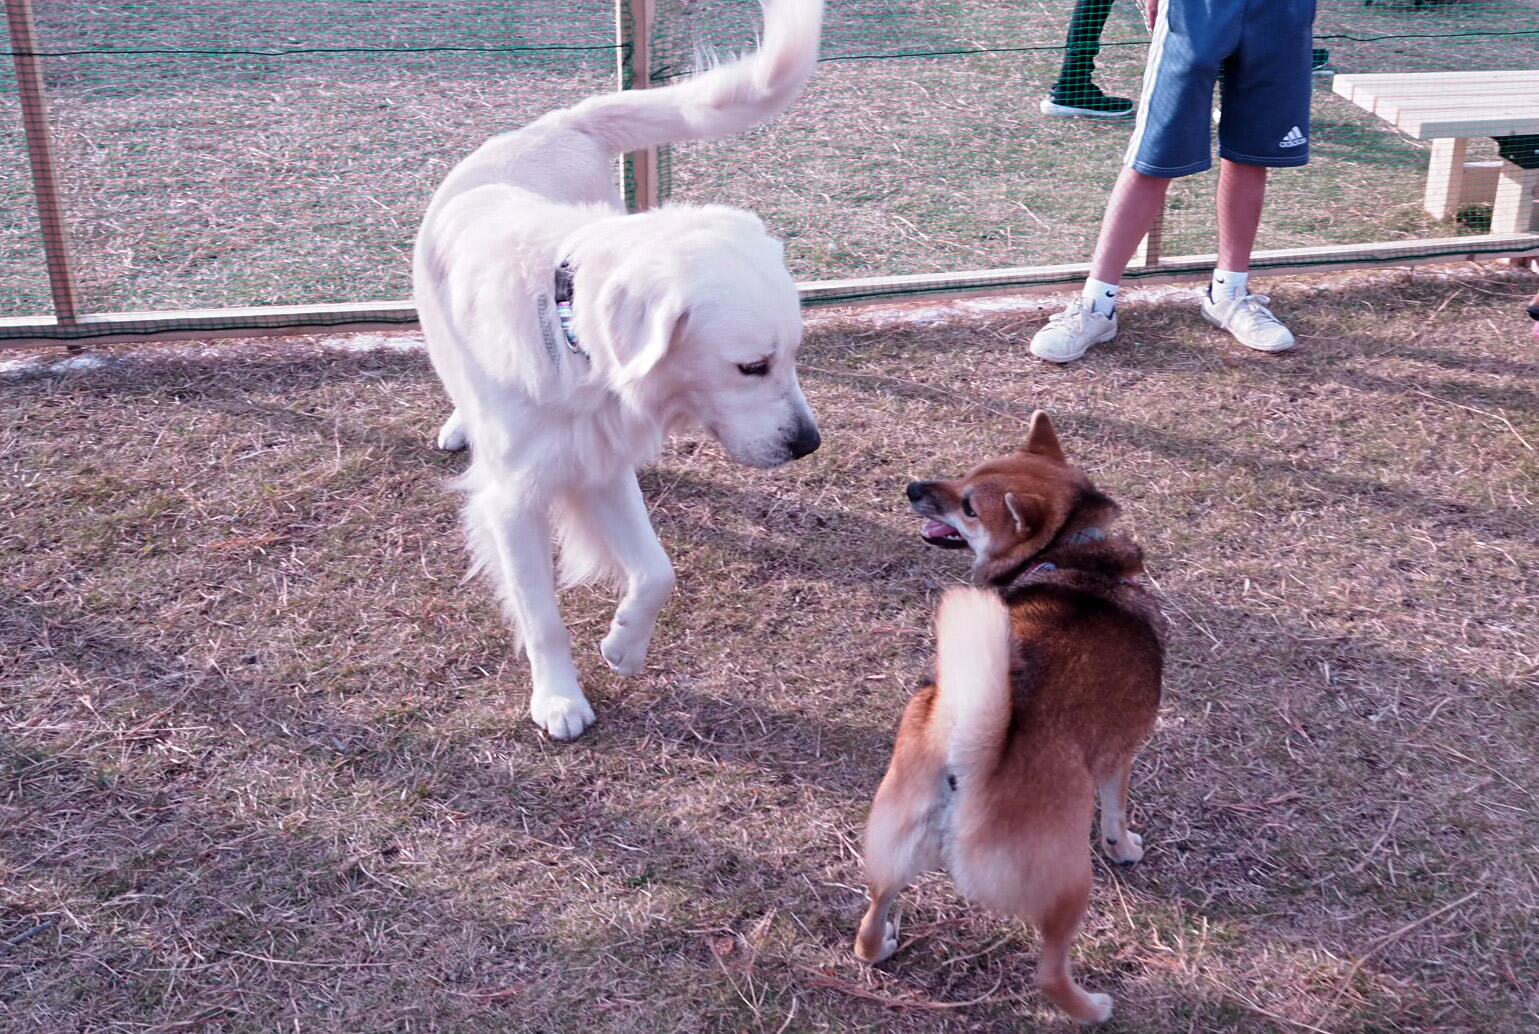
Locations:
853;918;899;964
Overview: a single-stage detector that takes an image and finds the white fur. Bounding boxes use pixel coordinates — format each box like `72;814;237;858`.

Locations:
932;587;1013;773
414;0;825;739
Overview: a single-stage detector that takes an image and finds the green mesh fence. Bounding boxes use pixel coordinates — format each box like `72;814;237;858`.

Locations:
659;0;1539;291
2;0;1537;334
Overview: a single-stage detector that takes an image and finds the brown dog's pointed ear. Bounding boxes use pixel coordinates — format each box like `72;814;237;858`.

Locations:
1023;410;1066;463
1005;492;1029;535
1004;492;1047;538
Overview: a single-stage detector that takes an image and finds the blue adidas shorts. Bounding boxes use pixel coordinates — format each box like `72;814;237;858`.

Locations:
1125;0;1317;177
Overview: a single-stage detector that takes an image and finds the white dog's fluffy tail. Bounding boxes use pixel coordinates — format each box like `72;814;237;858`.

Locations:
568;0;823;156
932;587;1014;775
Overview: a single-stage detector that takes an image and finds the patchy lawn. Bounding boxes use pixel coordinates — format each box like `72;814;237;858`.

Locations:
3;262;1537;1033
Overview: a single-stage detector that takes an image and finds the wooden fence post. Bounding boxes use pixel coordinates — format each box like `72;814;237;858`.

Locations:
6;0;80;324
1132;207;1165;269
616;0;659;212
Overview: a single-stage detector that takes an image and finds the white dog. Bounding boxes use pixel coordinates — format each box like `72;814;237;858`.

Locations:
413;0;824;739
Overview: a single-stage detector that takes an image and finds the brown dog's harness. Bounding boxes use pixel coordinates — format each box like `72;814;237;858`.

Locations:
1018;526;1104;579
1010;526;1140;586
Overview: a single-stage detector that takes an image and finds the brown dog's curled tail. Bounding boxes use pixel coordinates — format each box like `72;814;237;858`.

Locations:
933;587;1012;776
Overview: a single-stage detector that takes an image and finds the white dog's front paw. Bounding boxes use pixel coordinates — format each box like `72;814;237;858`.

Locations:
436;409;469;452
600;621;652;676
1103;830;1144;865
530;686;597;740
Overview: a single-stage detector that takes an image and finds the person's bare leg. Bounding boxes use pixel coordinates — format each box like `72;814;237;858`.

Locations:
1088;168;1174;285
1215;159;1268;273
1032;167;1175;363
1205;158;1295;352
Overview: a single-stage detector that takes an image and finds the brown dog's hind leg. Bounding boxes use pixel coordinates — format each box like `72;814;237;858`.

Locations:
854;882;904;963
854;749;941;964
1097;758;1144;864
1033;872;1113;1024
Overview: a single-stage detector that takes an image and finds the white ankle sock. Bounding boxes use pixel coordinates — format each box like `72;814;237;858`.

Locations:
1082;278;1119;316
1211;269;1249;301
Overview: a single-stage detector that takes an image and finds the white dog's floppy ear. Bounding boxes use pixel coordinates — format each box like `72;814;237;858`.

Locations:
597;283;688;385
624;297;688;385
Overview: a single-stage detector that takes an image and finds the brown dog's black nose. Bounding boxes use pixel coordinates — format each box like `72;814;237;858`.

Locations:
1528;304;1539;321
906;481;932;502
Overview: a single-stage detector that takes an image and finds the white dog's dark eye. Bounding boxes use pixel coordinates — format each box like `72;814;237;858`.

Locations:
737;359;771;377
961;497;976;518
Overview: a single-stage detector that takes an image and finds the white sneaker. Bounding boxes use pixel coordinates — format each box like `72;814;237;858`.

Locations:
1201;290;1296;352
1030;297;1118;363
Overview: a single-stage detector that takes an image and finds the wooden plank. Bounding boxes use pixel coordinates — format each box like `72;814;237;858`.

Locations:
1387;92;1539;119
1335;70;1539;85
1369;94;1539;123
1377;93;1539;136
0;300;417;348
1408;113;1539;139
1350;85;1539;112
1333;71;1539;105
1364;79;1539;100
5;236;1538;348
6;0;80;324
797;234;1539;307
1332;72;1539;134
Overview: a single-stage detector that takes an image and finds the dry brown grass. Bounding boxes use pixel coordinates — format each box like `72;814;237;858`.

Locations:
3;262;1539;1033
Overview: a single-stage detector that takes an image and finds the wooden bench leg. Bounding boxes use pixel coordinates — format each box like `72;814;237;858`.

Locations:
1491;160;1539;234
1423;137;1468;221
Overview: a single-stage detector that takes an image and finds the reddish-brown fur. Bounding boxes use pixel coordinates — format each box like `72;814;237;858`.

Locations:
854;411;1166;1024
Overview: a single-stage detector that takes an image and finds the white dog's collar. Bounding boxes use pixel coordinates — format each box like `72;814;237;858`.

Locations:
553;261;588;361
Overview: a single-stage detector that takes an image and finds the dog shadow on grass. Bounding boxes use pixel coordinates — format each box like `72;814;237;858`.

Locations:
0;592;848;991
3;347;450;461
3;562;1517;1028
805;365;1535;544
640;467;945;594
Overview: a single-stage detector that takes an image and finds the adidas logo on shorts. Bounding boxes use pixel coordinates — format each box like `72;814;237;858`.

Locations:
1279;126;1307;148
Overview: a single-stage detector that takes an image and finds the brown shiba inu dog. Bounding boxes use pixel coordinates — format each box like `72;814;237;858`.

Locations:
854;411;1166;1024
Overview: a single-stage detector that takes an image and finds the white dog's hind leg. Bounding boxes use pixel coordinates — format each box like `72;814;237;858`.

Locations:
437;407;469;452
465;488;597;739
573;473;676;676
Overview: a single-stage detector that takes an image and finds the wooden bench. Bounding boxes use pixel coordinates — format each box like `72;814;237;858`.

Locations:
1331;70;1539;233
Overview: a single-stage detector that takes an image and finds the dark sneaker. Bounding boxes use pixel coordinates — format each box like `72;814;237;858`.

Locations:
1040;82;1134;119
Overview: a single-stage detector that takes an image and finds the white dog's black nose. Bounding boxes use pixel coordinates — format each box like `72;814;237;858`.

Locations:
788;420;821;459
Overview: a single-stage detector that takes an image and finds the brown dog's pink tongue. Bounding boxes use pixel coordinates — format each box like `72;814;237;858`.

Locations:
924;519;957;538
1532;321;1539;341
